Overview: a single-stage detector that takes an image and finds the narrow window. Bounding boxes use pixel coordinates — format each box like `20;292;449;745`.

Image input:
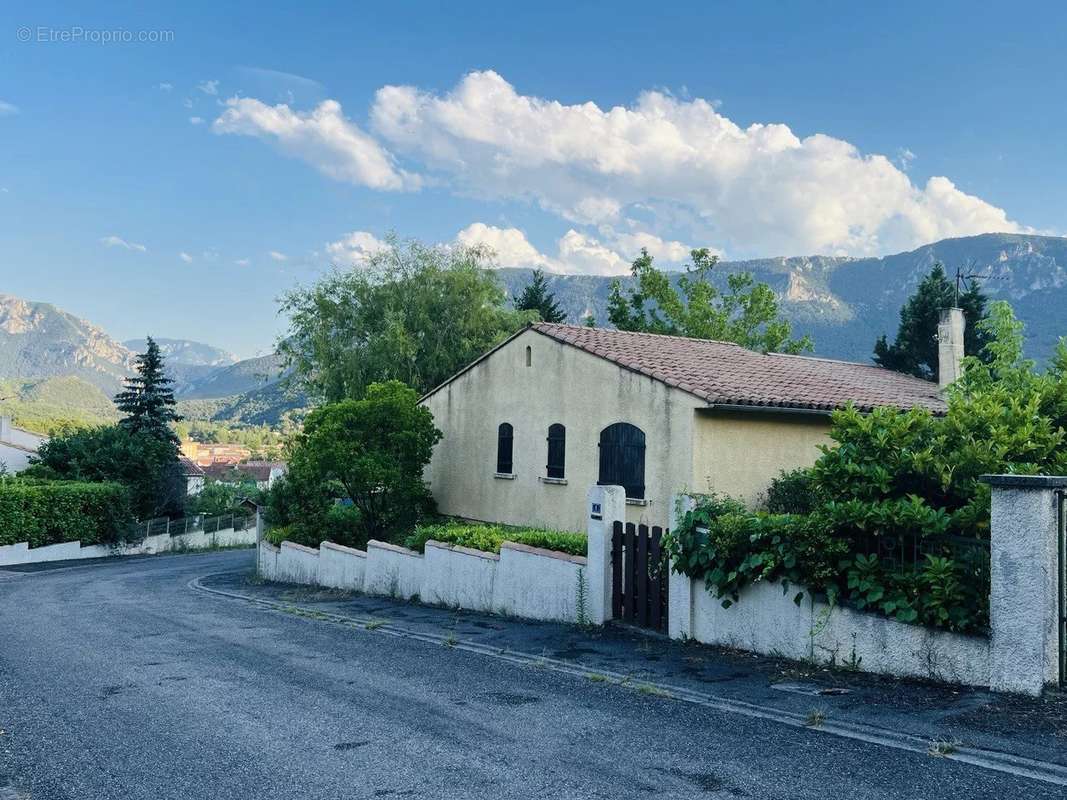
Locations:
496;423;514;474
546;423;566;479
525;345;532;367
598;423;646;499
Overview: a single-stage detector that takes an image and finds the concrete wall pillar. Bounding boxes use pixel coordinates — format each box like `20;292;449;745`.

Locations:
585;484;626;625
667;494;697;640
984;474;1067;696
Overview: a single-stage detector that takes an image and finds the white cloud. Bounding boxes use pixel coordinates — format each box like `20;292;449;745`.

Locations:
455;223;552;269
268;250;287;261
213;98;419;191
454;223;685;276
100;235;147;253
157;82;173;92
368;70;1025;257
325;231;390;266
198;79;220;96
0;101;19;117
179;252;193;263
189;116;204;125
183;97;194;109
235;258;250;266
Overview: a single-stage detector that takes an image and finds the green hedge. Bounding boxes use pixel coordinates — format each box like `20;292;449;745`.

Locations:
405;521;586;558
0;480;133;548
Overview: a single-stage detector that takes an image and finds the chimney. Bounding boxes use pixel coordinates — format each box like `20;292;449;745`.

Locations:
0;416;10;443
937;307;965;388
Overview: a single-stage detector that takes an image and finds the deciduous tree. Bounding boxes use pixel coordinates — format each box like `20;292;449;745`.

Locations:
607;248;812;354
280;237;536;402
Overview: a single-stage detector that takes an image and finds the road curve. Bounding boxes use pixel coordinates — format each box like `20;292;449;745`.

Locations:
0;551;1057;799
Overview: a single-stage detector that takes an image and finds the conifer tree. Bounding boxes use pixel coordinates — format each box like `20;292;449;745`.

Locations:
873;263;991;380
115;336;182;445
515;268;566;323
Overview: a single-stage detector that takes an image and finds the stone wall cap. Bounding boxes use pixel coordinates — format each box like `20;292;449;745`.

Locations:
367;539;421;557
500;540;587;565
321;540;367;557
280;541;318;554
980;474;1067;489
425;539;500;561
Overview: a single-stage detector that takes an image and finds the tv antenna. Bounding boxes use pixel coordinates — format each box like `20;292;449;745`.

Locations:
952;261;1007;306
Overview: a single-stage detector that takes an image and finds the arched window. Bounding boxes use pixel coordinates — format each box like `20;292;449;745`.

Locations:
546;423;566;479
496;423;514;474
598;423;646;499
525;345;532;367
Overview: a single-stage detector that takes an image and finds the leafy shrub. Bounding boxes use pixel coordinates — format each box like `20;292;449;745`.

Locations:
0;479;132;548
405;521;586;558
27;425;185;519
765;468;821;514
286;381;441;542
265;504;365;550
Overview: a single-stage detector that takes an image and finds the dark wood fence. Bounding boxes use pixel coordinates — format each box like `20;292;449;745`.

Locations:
611;521;668;631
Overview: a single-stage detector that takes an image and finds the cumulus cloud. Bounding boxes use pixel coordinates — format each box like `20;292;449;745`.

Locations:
157;82;173;92
268;250;287;261
213;98;419;191
325;231;390;266
179;251;193;263
189;116;204;125
368;71;1025;257
454;223;687;276
198;79;220;96
100;235;147;252
0;101;19;117
235;258;250;266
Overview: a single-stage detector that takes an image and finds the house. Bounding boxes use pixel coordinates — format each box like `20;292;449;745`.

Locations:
204;460;287;491
420;322;950;533
0;416;46;474
179;456;206;496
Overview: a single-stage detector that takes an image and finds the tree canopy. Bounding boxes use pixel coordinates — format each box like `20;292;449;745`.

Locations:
286;381;442;541
280;237;536;402
115;336;182;445
873;263;991;380
607;248;812;354
515;268;565;323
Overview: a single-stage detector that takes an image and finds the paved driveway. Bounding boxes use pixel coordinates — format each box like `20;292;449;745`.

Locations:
0;551;1061;799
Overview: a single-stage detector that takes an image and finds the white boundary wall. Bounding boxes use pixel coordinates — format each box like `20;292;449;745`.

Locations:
259;535;589;624
0;525;257;567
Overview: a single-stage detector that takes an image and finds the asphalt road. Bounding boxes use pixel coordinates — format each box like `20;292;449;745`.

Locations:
0;551;1059;799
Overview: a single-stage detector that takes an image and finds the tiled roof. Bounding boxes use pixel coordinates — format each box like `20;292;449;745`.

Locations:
531;323;946;414
178;456;205;477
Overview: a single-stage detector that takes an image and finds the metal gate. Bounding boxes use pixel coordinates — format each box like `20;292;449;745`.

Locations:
611;521;668;631
1059;489;1066;686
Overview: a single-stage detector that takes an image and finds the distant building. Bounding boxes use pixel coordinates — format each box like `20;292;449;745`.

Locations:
180;441;253;467
0;416;46;474
179;456;206;496
204;460;287;491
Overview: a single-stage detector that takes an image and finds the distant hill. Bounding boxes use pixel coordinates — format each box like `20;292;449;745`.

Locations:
0;294;134;394
498;233;1067;363
0;375;118;434
122;337;237;367
176;353;287;400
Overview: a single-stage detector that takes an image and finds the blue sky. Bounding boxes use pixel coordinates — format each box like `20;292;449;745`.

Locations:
1;1;1065;357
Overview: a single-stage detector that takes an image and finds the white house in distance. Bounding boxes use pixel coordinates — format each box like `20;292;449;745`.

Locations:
420;322;952;533
0;416;46;474
179;456;206;496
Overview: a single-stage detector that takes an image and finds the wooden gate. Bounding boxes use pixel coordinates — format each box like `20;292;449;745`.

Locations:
611;521;668;631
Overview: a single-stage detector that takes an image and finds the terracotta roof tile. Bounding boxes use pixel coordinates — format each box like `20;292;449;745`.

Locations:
531;323;946;414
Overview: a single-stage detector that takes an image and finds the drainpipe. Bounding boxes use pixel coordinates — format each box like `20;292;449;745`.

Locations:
937;307;965;389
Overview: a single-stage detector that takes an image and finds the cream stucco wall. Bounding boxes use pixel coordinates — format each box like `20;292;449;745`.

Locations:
422;328;703;532
691;410;832;506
